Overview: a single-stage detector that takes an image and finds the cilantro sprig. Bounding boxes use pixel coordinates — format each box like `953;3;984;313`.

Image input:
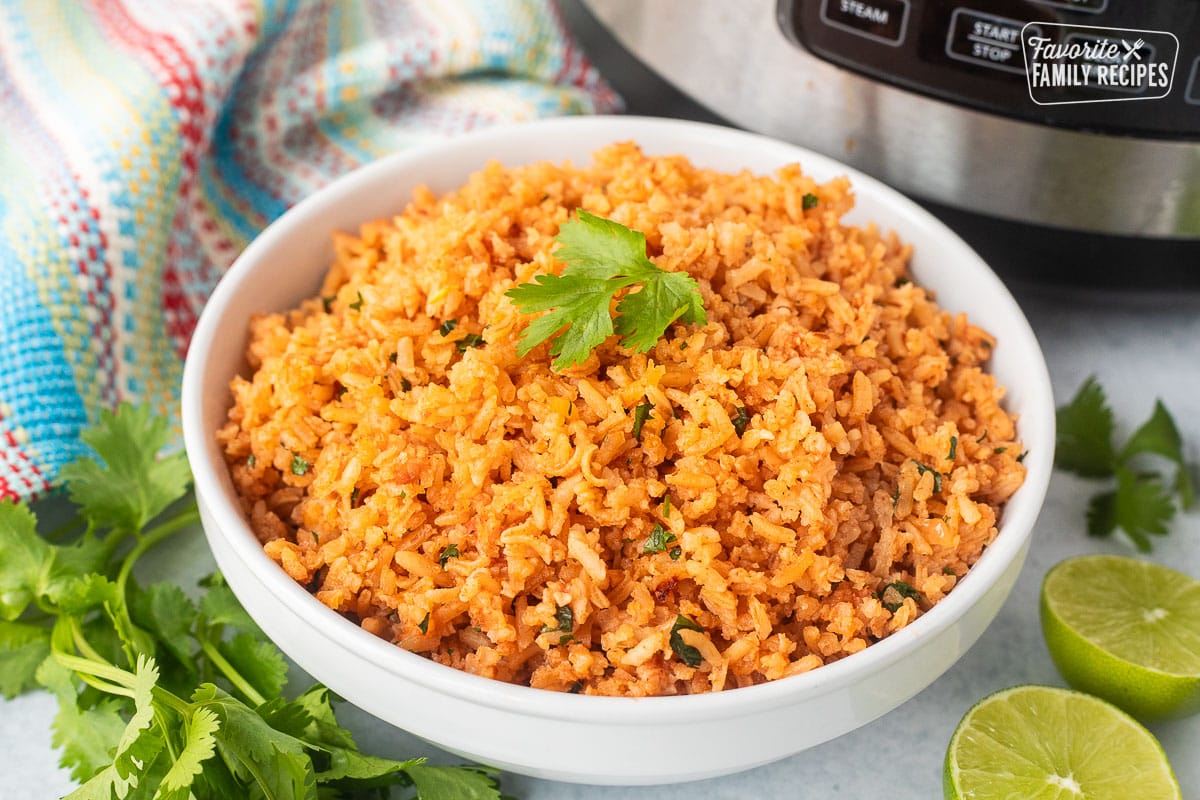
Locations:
505;210;707;370
0;403;506;799
1055;377;1195;551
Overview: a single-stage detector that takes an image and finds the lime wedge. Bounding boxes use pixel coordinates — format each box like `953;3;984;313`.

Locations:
944;685;1180;800
1041;554;1200;720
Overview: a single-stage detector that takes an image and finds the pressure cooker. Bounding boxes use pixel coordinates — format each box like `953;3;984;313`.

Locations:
567;0;1200;288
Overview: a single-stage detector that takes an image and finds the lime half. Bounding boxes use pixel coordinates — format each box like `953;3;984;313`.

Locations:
944;685;1180;800
1041;554;1200;720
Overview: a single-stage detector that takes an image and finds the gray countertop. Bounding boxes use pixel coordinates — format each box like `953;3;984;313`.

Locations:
5;284;1200;799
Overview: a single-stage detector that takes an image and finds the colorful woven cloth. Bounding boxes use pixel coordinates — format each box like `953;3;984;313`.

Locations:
0;0;618;500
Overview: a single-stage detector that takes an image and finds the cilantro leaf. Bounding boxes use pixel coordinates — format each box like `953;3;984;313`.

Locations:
319;748;422;784
1119;400;1194;509
1086;469;1174;552
0;500;52;619
268;682;464;799
542;604;574;634
407;764;503;800
36;654;77;701
65;766;131;800
153;707;219;800
0;620;51;698
0;501;106;619
506;210;706;370
456;333;485;353
642;523;677;555
913;461;943;494
438;544;460;569
42;536;109;610
288;684;356;751
58;402;192;533
129;582;198;669
507;270;620;369
1112;467;1174;552
553;210;654;276
113;656;164;784
51;697;127;783
198;575;260;636
878;581;922;613
613;264;706;352
669;615;704;668
52;573;120;616
1055;376;1116;478
1120;400;1183;463
731;406;750;438
218;632;289;701
254;696;315;742
192;683;316;800
632;401;653;441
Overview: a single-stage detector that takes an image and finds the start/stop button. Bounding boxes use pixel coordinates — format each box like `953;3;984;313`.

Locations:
945;9;1035;75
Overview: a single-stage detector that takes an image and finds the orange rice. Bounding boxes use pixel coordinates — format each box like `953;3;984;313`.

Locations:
217;143;1025;696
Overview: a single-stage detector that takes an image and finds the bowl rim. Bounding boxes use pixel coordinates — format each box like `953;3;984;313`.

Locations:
181;114;1055;726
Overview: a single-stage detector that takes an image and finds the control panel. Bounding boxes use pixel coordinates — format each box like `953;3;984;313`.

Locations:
779;0;1200;137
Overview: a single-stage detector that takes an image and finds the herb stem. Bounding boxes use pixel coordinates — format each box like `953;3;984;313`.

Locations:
75;671;135;698
199;637;267;707
69;617;110;666
108;504;202;663
61;631;194;715
53;649;134;689
152;686;192;715
116;503;201;598
155;707;181;762
98;527;134;567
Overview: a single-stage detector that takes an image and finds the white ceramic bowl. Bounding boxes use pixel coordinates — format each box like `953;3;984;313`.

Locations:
181;116;1054;786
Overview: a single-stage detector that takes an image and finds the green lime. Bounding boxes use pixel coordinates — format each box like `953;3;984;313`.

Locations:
1041;554;1200;720
944;685;1180;800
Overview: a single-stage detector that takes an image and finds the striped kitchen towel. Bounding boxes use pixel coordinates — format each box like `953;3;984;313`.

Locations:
0;0;619;500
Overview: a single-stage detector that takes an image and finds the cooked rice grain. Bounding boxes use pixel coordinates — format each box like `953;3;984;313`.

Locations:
218;143;1025;696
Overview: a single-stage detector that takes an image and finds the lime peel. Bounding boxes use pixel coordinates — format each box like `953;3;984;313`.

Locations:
1041;554;1200;720
944;684;1180;800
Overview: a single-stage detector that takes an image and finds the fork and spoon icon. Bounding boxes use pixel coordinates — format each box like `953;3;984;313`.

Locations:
1121;38;1145;62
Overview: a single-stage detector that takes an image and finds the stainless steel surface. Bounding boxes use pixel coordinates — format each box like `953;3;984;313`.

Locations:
580;0;1200;237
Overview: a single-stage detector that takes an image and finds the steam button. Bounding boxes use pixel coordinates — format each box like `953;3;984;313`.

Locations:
819;0;910;46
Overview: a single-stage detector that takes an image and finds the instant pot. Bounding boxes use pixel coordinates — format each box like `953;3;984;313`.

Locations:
565;0;1200;287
